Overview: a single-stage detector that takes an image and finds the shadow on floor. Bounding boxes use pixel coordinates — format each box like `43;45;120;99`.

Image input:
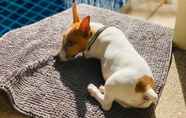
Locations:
54;57;156;118
174;47;186;105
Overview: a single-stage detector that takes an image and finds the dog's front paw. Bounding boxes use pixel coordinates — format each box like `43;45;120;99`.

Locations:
87;84;98;97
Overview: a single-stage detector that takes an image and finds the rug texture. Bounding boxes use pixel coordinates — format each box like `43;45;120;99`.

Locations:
0;4;172;118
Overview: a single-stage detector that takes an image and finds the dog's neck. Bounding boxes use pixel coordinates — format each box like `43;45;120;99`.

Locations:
86;26;108;51
84;22;105;58
89;22;105;38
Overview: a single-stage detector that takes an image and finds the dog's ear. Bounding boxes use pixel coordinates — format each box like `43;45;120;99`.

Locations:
79;16;90;36
72;0;80;23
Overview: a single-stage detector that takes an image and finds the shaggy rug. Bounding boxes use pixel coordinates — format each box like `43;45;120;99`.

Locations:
0;4;172;118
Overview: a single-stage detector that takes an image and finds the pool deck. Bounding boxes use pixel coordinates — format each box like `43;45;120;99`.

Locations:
1;3;186;118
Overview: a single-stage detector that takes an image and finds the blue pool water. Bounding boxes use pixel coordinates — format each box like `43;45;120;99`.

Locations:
0;0;126;36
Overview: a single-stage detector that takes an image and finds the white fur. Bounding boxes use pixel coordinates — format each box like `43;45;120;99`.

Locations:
84;22;158;110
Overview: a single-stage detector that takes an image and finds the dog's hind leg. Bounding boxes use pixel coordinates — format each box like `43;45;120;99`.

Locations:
88;84;113;111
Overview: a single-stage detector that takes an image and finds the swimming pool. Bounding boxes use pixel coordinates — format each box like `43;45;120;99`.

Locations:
0;0;126;36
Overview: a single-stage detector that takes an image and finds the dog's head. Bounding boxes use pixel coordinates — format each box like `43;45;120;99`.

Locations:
60;0;92;60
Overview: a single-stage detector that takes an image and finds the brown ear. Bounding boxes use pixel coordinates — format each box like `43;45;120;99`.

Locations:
135;75;154;93
79;16;90;35
72;0;80;23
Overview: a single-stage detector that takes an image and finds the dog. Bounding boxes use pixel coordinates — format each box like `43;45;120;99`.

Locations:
59;0;158;111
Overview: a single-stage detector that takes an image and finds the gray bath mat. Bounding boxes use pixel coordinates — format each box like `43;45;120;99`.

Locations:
0;4;172;118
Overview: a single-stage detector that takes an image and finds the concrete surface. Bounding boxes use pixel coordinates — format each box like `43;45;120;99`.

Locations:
148;4;176;28
155;49;186;118
124;3;176;29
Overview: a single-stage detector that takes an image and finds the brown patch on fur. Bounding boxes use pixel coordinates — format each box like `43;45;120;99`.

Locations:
135;75;154;93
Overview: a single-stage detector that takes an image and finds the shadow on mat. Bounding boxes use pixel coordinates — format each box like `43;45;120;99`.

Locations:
54;57;156;118
174;47;186;106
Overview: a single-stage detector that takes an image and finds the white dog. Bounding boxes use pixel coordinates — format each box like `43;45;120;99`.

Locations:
59;0;158;111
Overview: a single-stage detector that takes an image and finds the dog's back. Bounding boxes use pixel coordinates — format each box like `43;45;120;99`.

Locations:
88;24;153;78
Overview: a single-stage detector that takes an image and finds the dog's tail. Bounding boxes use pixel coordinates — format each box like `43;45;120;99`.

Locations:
145;88;158;103
135;75;158;103
72;0;80;23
